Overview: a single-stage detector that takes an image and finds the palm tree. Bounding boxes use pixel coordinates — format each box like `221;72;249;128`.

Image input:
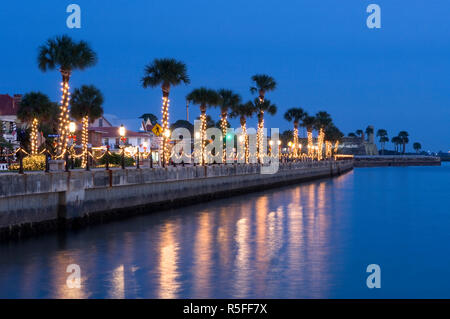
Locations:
230;101;257;163
324;124;344;156
38;35;97;155
376;129;388;154
18;92;54;155
365;126;374;141
284;108;306;158
301;114;316;157
398;131;409;154
348;132;357;137
250;98;277;161
314;111;332;160
70;85;104;167
217;89;241;162
139;113;158;125
186;88;220;165
250;74;277;103
141;58;190;165
413;142;422;153
392;136;401;153
356;129;364;141
250;74;277;161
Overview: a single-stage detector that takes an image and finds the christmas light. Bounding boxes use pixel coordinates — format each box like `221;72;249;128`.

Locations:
30;118;38;155
160;96;170;165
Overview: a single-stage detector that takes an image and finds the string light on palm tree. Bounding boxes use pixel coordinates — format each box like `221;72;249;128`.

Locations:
186;88;219;165
230;101;256;164
217;89;241;163
250;74;277;163
30;118;39;155
38;35;97;156
142;58;190;166
284;108;306;159
70;85;104;168
17;92;54;156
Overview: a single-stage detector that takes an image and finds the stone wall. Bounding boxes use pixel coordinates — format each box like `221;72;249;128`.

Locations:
354;155;441;167
0;160;353;239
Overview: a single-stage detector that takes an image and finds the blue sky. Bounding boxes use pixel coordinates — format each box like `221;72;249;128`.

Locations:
0;0;449;152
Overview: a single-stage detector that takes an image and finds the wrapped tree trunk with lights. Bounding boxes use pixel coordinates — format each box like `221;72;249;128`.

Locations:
70;85;104;167
250;74;277;162
217;89;241;163
17;92;54;155
141;58;190;166
186;88;220;165
38;35;97;156
284;108;306;159
230;101;257;164
313;111;333;161
300;114;315;159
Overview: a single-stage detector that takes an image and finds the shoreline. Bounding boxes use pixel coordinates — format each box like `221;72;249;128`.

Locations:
0;161;353;241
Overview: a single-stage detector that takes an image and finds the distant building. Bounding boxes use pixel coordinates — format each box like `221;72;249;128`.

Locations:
87;116;160;152
0;94;22;148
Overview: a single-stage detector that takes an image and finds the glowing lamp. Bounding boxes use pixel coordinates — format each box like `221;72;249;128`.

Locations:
69;121;76;134
119;124;126;137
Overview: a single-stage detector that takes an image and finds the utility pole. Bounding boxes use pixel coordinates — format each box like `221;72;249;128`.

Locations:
186;100;189;121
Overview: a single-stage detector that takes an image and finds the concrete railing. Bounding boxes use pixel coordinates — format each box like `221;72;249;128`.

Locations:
0;160;353;239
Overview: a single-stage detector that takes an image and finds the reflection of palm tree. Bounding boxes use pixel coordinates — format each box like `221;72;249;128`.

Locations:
186;88;220;165
70;85;104;167
38;35;97;155
142;58;190;166
18;92;54;154
284;108;306;157
230;102;257;163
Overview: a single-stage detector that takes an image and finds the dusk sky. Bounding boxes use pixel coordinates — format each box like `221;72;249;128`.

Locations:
1;0;449;151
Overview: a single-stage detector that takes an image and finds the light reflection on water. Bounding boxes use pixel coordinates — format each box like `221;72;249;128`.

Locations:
1;164;450;298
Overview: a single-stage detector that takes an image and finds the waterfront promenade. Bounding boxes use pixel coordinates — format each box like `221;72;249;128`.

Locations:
0;160;353;240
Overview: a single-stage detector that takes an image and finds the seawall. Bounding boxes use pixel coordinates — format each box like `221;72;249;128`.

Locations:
354;155;441;167
0;160;353;240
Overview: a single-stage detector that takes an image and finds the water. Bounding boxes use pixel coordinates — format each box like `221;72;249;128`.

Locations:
0;164;449;298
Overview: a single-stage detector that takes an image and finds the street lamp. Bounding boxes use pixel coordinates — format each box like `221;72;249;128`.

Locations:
119;124;126;169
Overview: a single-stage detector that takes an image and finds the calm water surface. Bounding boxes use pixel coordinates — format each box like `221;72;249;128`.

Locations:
0;164;449;298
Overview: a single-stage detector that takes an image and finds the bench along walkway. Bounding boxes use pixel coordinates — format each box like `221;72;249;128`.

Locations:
0;160;353;240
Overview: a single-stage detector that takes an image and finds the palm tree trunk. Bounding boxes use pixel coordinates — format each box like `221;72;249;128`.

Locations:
402;142;406;154
200;104;207;165
31;118;39;155
81;116;89;167
221;110;227;163
161;86;170;166
57;70;71;156
293;122;299;158
307;130;313;157
240;117;248;164
257;111;264;163
317;128;324;160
